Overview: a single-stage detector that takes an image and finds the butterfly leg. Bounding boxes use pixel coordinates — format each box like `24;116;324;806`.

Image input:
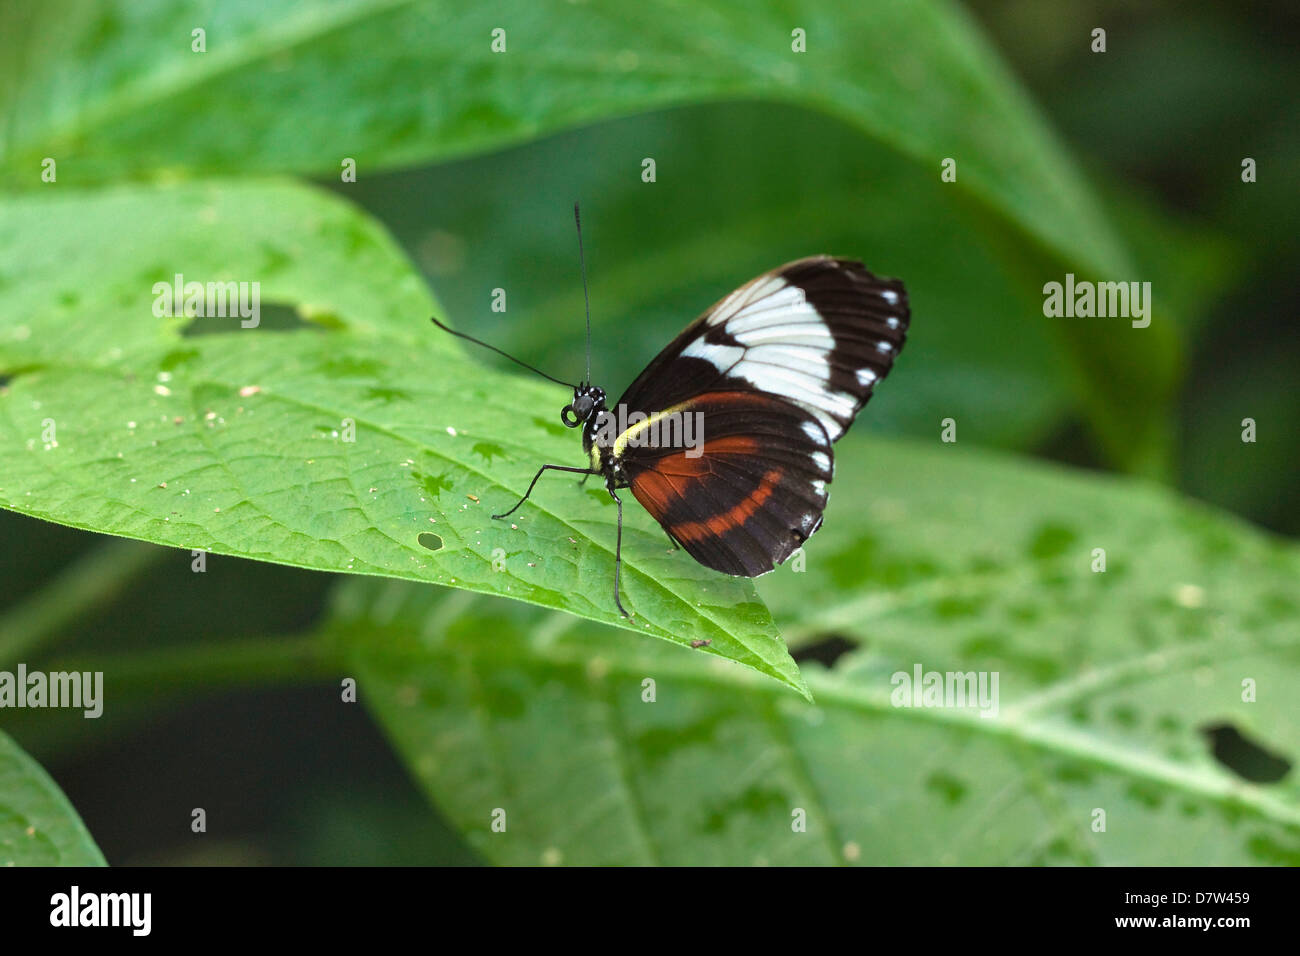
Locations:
607;484;633;619
663;529;679;552
493;464;597;519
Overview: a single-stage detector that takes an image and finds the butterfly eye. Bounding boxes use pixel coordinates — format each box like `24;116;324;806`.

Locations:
563;389;595;427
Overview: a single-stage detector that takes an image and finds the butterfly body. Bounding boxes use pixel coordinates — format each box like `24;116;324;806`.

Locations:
491;254;910;618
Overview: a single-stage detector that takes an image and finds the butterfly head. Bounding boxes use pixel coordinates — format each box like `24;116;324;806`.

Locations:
561;384;606;428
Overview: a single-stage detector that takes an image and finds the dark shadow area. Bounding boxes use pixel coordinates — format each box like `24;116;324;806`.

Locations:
1201;722;1292;784
792;635;861;668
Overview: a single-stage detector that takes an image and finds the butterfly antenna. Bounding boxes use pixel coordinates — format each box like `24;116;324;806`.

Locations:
574;201;593;386
429;316;576;389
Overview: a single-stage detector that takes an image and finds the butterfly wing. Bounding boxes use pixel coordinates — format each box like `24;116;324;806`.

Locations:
619;390;833;576
618;256;909;443
611;257;908;576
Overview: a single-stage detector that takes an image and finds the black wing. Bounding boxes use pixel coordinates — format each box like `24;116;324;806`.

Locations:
620;390;832;576
617;256;910;443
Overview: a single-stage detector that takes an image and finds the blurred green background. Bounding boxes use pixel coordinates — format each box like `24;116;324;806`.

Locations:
0;0;1297;864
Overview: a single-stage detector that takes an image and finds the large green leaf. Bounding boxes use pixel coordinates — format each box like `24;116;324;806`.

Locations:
0;730;105;865
328;437;1299;865
0;180;805;696
0;0;1179;469
0;0;1127;271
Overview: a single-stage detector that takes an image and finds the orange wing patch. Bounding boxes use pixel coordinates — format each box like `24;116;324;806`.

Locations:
656;468;784;543
619;389;834;577
639;435;759;478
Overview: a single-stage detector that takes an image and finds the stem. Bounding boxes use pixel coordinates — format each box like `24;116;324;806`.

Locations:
11;634;342;760
40;633;341;697
0;538;166;667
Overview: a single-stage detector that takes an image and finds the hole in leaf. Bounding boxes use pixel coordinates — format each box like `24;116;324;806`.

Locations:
180;302;331;337
417;533;444;551
792;634;859;667
1201;722;1291;784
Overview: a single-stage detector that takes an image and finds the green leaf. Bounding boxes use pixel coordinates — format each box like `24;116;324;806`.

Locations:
0;730;106;865
327;438;1300;865
0;179;805;696
0;0;1114;268
0;0;1179;469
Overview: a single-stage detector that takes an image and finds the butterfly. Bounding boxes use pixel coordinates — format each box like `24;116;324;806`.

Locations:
432;204;909;618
